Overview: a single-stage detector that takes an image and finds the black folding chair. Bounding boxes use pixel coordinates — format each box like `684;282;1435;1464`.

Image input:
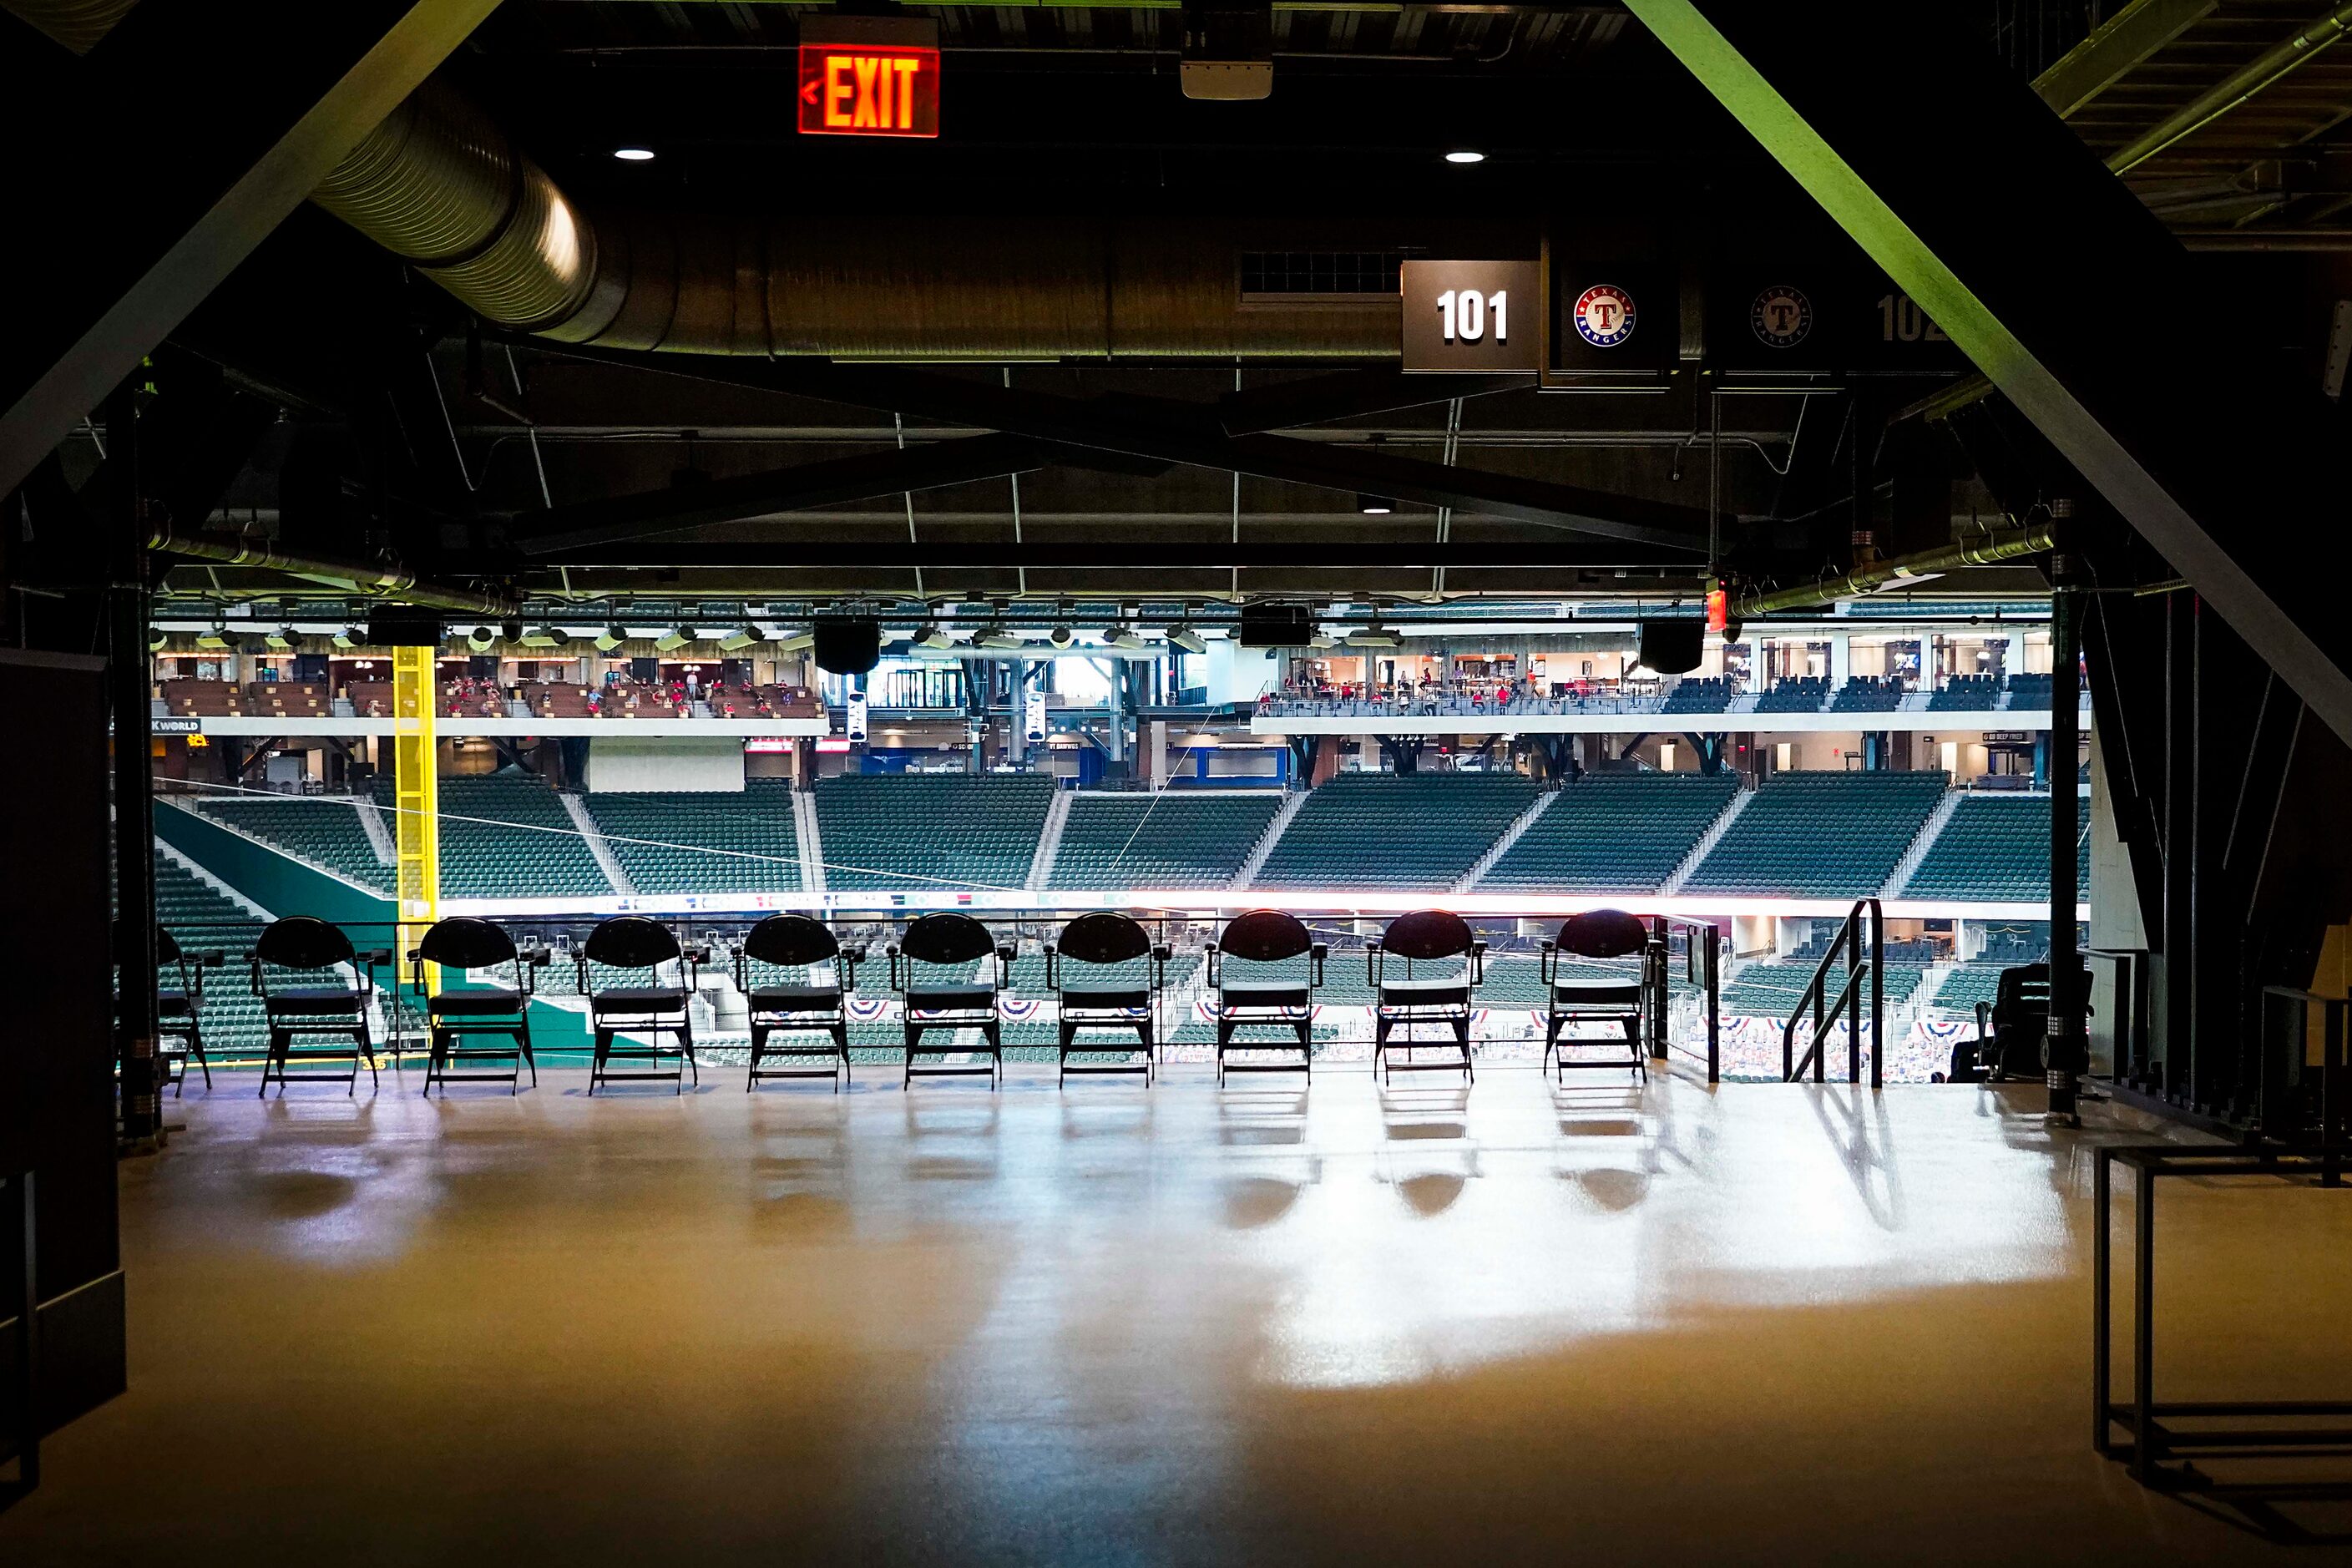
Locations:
736;914;863;1092
411;917;546;1096
579;916;703;1095
1047;911;1169;1087
1368;908;1486;1085
154;927;215;1095
1959;961;2090;1082
890;912;1011;1090
1206;909;1325;1084
251;916;380;1097
1540;908;1649;1082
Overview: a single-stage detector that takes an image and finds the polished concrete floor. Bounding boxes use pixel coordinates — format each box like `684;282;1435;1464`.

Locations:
8;1063;2352;1562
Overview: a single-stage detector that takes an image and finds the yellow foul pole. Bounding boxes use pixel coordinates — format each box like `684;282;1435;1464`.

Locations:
392;645;439;992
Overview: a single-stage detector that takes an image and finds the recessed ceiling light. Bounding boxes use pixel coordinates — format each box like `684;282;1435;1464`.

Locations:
613;147;656;162
1444;149;1486;164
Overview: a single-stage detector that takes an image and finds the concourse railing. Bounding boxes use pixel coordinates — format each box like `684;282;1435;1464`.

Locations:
1782;898;1885;1088
1647;915;1722;1085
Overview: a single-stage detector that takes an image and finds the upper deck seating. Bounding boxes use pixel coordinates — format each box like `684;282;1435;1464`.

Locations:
584;781;802;894
1660;677;1733;714
160;679;245;716
1682;771;1949;898
1928;674;2002;711
1904;792;2087;902
382;773;611;898
2006;672;2056;708
1047;792;1282;889
1479;772;1739;893
1831;677;1905;714
812;773;1055;893
1755;676;1830;714
198;796;390;891
1252;771;1536;890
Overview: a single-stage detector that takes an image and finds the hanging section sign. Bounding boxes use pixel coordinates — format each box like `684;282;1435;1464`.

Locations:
797;18;941;139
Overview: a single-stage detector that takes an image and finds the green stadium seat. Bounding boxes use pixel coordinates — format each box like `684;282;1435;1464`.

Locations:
1254;772;1535;890
1480;772;1737;893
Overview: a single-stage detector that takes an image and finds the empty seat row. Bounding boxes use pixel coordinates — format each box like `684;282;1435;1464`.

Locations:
1479;771;1739;893
1254;771;1535;890
1683;771;1949;898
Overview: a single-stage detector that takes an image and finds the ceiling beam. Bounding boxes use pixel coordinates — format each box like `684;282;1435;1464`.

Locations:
1623;0;2352;748
1217;370;1532;435
533;542;1688;570
508;433;1052;556
513;343;1712;554
2031;0;2213;119
0;0;502;497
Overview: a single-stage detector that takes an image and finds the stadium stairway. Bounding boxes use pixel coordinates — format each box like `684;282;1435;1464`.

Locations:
1660;785;1755;895
1885;788;1965;898
1231;790;1310;893
1027;790;1075;892
1485;772;1742;896
1454;789;1559;893
562;793;637;894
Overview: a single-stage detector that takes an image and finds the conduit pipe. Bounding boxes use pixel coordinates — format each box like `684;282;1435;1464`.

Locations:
4;0;138;52
1734;522;2055;616
306;81;1409;359
145;522;518;616
2108;3;2352;173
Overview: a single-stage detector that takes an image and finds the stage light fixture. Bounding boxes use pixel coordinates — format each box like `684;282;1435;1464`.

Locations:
594;625;628;652
1166;624;1208;655
332;627;365;650
520;625;569;649
718;625;764;652
979;629;1025;650
1047;625;1075;649
773;629;817;654
1346;617;1399;649
468;625;498;652
1109;631;1150;652
147;626;168;651
916;624;954;650
655;627;693;652
265;627;296;650
196;626;230;650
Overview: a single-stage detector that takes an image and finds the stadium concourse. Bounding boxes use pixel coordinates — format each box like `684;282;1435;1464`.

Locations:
17;0;2352;1560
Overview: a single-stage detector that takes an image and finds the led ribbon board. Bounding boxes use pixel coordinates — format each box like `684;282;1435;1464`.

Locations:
797;18;940;139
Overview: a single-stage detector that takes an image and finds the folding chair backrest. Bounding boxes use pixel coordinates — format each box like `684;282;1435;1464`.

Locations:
418;916;518;977
1383;909;1474;962
584;915;681;987
1217;908;1316;987
898;912;999;989
1056;911;1154;989
257;916;355;974
741;913;843;985
1556;909;1646;960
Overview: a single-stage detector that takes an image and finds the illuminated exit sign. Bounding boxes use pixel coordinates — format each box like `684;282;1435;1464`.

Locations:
797;18;940;139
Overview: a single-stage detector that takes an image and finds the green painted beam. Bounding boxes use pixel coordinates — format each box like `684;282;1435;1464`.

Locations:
1621;0;2352;748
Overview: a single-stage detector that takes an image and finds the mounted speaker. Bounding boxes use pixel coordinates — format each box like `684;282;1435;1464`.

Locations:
1237;604;1312;648
813;616;883;675
1637;619;1704;675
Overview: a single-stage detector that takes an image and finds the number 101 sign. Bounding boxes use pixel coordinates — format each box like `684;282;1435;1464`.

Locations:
1401;259;1540;373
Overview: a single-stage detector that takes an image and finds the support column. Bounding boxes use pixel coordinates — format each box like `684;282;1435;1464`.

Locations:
392;644;439;963
1150;721;1170;789
2048;554;2084;1125
107;382;159;1149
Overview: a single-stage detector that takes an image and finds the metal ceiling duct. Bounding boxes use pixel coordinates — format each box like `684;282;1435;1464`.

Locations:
4;0;139;53
307;80;1408;360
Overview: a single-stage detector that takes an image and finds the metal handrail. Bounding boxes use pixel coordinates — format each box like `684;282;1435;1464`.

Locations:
1783;898;1884;1087
1648;916;1721;1084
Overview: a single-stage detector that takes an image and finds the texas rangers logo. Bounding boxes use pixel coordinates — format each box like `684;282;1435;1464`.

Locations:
1750;286;1813;348
1572;284;1636;347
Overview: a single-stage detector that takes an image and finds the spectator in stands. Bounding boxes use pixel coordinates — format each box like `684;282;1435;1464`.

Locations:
685;670;701;701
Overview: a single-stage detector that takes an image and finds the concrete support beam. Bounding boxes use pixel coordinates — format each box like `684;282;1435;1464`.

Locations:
1623;0;2352;748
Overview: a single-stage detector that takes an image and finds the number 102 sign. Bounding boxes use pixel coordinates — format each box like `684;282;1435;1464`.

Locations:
1401;259;1541;373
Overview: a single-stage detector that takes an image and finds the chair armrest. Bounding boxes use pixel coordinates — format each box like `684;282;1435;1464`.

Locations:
1309;942;1328;987
1204;941;1221;987
1469;939;1489;984
1044;943;1059;991
995;943;1017;988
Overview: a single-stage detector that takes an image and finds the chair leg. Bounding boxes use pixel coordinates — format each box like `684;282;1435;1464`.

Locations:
746;1024;765;1092
590;1027;610;1095
518;1015;537;1088
191;1028;210;1091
